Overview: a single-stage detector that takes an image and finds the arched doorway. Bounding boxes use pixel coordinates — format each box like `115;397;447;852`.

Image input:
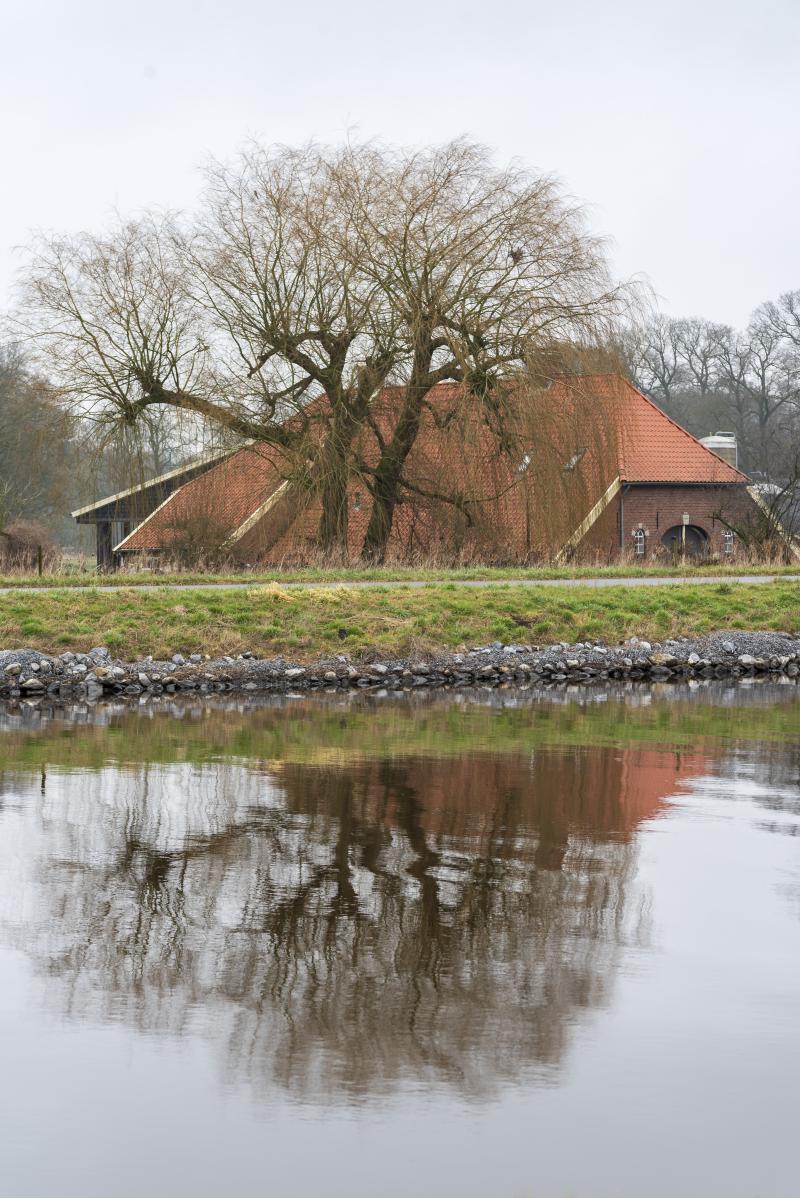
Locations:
661;524;709;557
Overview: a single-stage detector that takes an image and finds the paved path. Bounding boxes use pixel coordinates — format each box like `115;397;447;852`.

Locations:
0;574;795;595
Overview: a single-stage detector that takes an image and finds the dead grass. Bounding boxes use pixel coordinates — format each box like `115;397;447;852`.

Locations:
0;580;798;660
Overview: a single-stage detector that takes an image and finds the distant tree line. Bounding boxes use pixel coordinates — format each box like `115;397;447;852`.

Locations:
0;344;201;560
0;345;80;558
626;292;800;481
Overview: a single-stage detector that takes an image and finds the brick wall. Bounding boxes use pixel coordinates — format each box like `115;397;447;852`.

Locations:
581;484;757;559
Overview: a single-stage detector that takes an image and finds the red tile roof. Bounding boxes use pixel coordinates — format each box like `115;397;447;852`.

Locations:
549;375;747;485
116;444;287;551
115;374;749;560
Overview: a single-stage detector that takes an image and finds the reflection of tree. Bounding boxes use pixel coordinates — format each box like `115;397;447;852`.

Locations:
0;741;664;1103
715;742;800;838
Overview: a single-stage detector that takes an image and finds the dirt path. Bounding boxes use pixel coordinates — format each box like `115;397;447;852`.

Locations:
0;573;794;595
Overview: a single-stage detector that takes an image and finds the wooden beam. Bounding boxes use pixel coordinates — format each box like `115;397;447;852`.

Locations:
556;477;622;562
96;522;113;571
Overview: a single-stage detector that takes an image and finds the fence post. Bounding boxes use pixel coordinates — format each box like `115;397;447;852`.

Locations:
37;544;43;577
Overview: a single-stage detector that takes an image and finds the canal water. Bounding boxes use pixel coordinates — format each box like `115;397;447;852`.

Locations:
0;684;798;1198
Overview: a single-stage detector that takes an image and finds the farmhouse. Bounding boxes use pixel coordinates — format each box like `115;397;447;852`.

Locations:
73;375;765;567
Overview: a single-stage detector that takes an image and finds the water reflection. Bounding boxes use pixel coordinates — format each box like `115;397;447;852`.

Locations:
0;685;797;1105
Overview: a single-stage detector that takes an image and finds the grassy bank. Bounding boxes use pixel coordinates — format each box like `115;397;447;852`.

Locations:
2;562;800;590
1;580;799;660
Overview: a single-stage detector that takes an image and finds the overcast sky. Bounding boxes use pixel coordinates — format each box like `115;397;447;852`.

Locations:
2;0;798;328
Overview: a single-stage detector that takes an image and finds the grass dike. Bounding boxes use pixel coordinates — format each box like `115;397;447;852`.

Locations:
0;578;798;661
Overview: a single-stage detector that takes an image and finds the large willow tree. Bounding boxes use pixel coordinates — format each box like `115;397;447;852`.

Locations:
19;141;628;560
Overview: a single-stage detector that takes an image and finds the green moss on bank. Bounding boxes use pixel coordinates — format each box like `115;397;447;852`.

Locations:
0;580;798;660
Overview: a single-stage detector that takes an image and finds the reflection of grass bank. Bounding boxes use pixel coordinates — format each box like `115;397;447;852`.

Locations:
2;688;799;773
1;580;799;660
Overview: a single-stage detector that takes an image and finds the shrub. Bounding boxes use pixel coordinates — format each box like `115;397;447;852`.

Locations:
161;511;237;571
0;520;61;571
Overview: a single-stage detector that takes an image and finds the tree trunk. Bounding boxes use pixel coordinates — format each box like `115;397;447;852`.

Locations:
315;404;362;560
318;468;350;560
361;393;423;562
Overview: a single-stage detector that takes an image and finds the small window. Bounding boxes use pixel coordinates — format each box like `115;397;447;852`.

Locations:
633;528;646;557
723;529;735;556
516;451;532;475
353;491;363;511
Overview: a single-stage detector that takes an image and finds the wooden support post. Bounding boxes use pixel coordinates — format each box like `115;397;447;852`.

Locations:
96;522;113;571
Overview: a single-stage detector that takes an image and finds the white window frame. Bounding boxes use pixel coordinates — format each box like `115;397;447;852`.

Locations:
632;527;646;557
722;529;736;556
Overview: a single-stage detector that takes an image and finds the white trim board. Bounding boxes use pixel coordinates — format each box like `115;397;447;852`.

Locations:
224;481;291;546
72;444;243;519
556;477;622;561
113;489;183;553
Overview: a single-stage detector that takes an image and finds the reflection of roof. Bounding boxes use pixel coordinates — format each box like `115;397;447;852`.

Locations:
275;743;706;849
549;375;748;485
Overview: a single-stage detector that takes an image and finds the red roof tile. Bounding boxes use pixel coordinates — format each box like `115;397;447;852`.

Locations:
549;375;747;485
116;444;287;551
116;374;750;560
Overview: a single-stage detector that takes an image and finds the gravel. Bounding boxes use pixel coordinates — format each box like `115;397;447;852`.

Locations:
2;629;800;703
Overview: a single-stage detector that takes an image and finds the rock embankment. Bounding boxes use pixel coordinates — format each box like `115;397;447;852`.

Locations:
1;631;800;701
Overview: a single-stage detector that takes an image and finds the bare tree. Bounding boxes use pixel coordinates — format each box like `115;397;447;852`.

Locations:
740;309;800;478
0;344;78;540
18;141;627;562
19;217;235;436
671;317;728;396
629;303;800;481
629;315;729;403
628;314;684;403
707;327;753;457
335;142;626;560
760;289;800;351
188;144;404;556
714;462;800;560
